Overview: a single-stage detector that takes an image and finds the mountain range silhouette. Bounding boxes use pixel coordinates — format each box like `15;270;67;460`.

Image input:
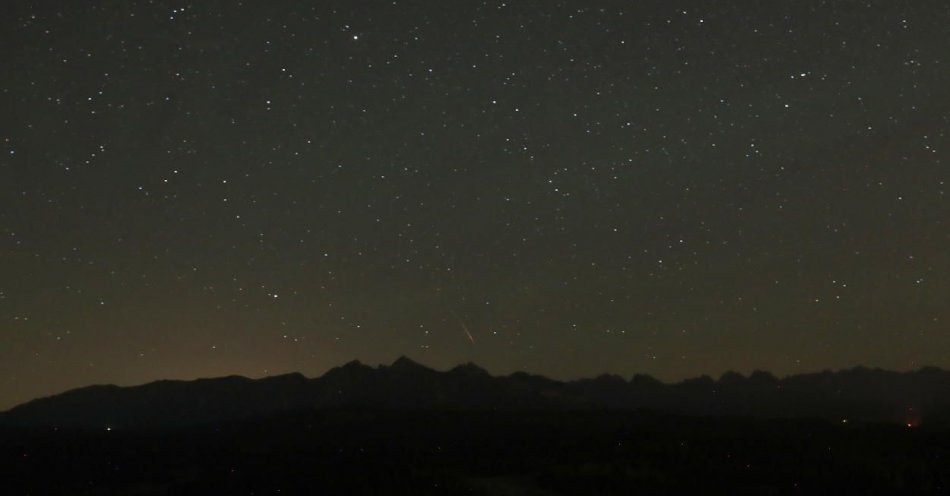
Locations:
4;357;950;429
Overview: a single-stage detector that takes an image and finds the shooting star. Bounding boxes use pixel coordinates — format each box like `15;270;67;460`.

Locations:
451;311;476;344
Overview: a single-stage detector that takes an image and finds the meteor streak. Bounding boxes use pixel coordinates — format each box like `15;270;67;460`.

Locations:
451;311;476;344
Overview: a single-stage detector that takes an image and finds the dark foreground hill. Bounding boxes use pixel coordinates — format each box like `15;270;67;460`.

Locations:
3;408;949;495
4;360;950;495
4;357;950;429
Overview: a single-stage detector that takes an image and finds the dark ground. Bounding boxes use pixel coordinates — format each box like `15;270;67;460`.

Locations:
2;409;948;495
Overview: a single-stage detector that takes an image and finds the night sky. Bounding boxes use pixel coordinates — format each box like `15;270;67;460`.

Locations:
2;0;949;409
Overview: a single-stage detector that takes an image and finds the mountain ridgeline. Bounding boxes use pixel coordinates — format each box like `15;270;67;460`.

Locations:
4;358;950;429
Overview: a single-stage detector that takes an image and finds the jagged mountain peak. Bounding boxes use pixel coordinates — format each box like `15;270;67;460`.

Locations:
341;359;369;370
3;363;950;430
450;362;490;377
389;355;432;371
323;359;374;380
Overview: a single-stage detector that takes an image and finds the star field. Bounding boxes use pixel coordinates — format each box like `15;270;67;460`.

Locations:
2;0;949;409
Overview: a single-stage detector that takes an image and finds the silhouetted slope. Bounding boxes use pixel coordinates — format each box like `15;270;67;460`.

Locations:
3;358;950;429
0;373;315;428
